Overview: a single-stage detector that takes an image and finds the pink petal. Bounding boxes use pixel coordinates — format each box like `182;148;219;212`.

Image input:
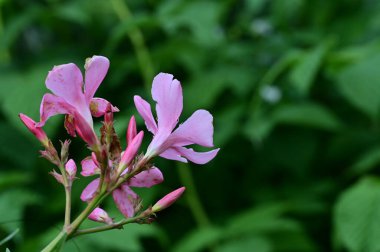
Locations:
65;159;77;178
73;111;98;147
112;185;139;218
81;156;100;177
160;148;188;163
38;94;74;126
169;109;215;148
119;131;144;168
134;95;157;134
152;73;183;132
84;56;110;102
127;116;137;145
90;98;119;117
88;207;113;224
80;178;100;202
128;167;164;188
45;63;85;107
19;113;48;144
174;146;220;164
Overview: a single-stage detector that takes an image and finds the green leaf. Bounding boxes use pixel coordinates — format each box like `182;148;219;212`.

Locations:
289;41;331;95
334;177;380;252
0;228;20;246
172;227;223;252
216;236;272;252
336;53;380;118
349;146;380;176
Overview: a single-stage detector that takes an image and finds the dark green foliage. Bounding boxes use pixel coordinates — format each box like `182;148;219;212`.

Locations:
0;0;379;251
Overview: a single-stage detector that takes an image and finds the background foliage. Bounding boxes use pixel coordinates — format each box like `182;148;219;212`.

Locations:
1;0;380;251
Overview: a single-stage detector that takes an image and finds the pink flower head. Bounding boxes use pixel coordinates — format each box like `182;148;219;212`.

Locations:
80;158;163;218
19;113;49;146
37;56;119;147
65;159;77;181
88;207;113;224
134;73;219;164
152;187;186;212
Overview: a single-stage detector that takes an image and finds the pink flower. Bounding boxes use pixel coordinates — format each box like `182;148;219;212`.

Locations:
88;207;113;224
152;187;186;212
134;73;219;164
65;159;77;181
19;114;49;146
36;56;118;147
80;159;163;218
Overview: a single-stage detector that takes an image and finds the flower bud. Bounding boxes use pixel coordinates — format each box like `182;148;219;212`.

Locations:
104;103;114;125
50;170;64;184
118;131;144;171
152;187;186;212
88;207;113;225
91;152;100;167
60;140;71;163
65;159;77;180
19;114;49;147
127;116;137;145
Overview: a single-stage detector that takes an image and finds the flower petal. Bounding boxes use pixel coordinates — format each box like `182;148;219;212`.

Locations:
129;167;164;188
81;156;100;177
81;178;100;202
45;63;85;107
174;146;220;164
90;98;119;117
38;94;74;126
84;56;110;102
170;110;215;148
112;185;139;218
134;95;157;134
160;148;188;163
152;73;183;132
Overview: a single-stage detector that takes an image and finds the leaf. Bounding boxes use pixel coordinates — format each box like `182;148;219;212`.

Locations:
349;146;380;176
172;227;223;252
289;41;331;95
216;236;272;252
271;102;341;130
336;53;380;118
334;177;380;252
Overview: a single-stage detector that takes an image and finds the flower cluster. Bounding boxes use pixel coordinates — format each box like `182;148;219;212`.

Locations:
19;56;219;250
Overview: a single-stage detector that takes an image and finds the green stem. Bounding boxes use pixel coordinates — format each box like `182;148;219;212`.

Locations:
69;215;142;239
41;231;67;252
110;0;154;91
177;163;211;227
64;185;71;228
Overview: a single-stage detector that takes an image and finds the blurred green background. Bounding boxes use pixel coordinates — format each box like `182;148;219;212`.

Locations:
1;0;380;251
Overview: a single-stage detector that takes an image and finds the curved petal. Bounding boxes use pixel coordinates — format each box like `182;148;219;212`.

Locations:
37;94;74;126
74;111;98;146
128;167;164;188
45;63;85;107
90;98;119;117
81;156;100;177
170;109;214;147
152;73;183;132
174;146;220;165
84;56;110;102
134;95;158;134
80;178;100;202
112;185;139;218
160;148;188;163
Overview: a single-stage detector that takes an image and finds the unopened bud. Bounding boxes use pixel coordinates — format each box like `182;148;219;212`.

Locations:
50;170;64;184
19;114;49;147
65;159;77;181
91;152;100;167
88;207;113;225
152;187;186;212
60;140;71;163
104;103;114;125
118;131;144;172
127;116;137;145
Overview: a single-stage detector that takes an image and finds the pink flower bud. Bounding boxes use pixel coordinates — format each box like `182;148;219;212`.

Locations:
50;170;64;184
88;207;113;224
119;131;144;169
19;114;49;146
104;103;114;124
65;159;77;180
152;187;186;212
127;116;137;145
